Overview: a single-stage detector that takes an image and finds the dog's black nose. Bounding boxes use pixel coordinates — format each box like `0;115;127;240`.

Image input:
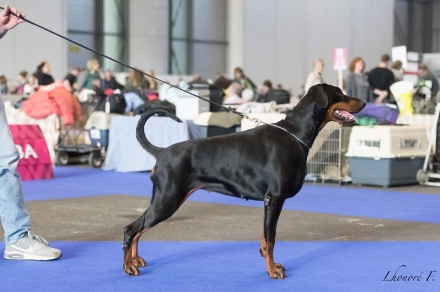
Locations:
360;100;367;109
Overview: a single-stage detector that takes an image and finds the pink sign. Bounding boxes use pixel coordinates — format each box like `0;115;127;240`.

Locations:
9;125;53;181
333;48;347;70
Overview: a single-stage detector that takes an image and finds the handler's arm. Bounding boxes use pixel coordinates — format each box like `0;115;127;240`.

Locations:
0;5;25;39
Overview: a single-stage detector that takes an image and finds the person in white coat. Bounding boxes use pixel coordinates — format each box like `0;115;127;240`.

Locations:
304;58;325;94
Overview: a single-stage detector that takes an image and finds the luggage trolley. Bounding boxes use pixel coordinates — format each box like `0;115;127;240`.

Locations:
55;96;109;168
417;103;440;187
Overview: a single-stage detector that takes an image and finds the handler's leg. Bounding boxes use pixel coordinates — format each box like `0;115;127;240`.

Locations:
0;96;61;260
0;96;31;245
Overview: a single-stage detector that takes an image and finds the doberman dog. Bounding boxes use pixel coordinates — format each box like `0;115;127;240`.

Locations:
123;84;366;279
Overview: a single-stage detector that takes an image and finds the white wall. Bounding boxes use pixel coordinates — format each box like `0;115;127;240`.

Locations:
128;0;169;74
227;0;244;77
0;0;67;82
238;0;394;95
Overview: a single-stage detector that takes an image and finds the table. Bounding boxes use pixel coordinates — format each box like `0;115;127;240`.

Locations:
103;115;193;172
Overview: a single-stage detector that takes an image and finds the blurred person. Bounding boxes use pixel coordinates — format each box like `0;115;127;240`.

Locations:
23;73;38;96
241;88;254;102
0;75;8;94
125;68;149;91
416;64;439;99
213;73;232;90
232;67;256;90
35;61;54;86
9;70;27;94
63;67;79;93
102;69;123;91
304;58;324;93
260;81;290;104
80;58;101;91
0;4;61;261
389;60;404;104
16;70;28;94
368;54;394;104
391;60;403;82
145;69;159;91
223;82;245;104
257;80;273;102
91;78;106;97
188;73;209;86
262;80;273;93
345;57;370;101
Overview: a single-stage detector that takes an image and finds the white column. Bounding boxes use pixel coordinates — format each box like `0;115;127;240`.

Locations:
128;0;169;74
227;0;244;78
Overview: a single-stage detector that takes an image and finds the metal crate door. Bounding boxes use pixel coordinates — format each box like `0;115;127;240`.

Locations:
306;122;352;184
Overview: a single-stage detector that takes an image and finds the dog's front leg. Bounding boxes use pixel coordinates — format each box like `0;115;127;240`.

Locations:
262;195;286;279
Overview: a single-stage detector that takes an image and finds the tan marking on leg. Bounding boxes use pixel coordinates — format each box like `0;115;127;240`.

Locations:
260;227;268;258
265;242;286;279
131;229;147;267
124;189;196;275
124;243;140;276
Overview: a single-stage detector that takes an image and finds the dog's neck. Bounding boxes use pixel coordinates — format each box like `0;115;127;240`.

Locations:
279;100;328;150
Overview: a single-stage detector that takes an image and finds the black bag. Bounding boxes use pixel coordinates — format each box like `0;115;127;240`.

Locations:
95;93;127;114
264;89;290;104
188;83;225;112
133;100;176;116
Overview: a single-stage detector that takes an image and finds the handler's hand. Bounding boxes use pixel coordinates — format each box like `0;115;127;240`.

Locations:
0;5;25;35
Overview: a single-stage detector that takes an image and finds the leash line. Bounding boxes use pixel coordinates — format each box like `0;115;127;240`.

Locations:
0;6;240;116
258;119;310;150
1;6;310;149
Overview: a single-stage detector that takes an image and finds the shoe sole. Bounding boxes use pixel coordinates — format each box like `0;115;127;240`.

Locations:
4;251;62;261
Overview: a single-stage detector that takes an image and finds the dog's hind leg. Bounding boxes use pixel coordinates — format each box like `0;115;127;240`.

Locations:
123;187;195;276
131;229;147;267
123;214;147;275
262;195;286;279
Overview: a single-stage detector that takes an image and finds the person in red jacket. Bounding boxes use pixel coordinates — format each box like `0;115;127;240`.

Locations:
22;81;82;125
0;5;61;260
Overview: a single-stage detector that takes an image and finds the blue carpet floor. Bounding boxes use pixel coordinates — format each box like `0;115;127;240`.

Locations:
22;167;440;224
1;241;439;292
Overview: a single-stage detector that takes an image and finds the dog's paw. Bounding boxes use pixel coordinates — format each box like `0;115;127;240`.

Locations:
123;263;140;276
268;263;287;279
133;255;147;268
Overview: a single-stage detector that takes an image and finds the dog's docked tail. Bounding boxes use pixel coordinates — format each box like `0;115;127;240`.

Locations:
136;107;183;157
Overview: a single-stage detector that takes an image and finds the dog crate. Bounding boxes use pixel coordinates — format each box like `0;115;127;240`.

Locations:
346;125;428;187
305;122;353;184
85;112;117;148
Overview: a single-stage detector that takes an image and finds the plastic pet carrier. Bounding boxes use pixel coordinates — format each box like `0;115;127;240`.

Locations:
346;125;428;187
85;112;117;148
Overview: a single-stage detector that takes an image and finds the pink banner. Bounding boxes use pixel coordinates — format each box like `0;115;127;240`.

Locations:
333;48;347;70
9;125;53;180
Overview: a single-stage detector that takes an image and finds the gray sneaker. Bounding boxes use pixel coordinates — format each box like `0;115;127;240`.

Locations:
4;231;62;261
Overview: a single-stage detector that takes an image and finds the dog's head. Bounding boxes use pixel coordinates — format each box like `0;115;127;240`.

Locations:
305;84;366;129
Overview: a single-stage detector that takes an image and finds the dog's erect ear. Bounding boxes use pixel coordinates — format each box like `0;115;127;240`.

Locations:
308;84;329;108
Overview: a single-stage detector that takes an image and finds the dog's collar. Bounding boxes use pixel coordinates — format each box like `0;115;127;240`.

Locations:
258;120;311;150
